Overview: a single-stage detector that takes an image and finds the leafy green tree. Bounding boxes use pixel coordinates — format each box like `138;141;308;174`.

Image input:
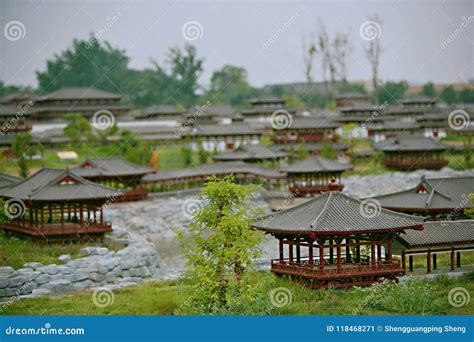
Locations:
181;137;193;166
208;65;257;106
459;88;474;103
178;176;263;312
114;130;151;165
36;36;130;95
320;140;336;159
11;133;38;178
297;143;309;160
376;81;408;105
63;113;93;147
196;138;210;164
421;82;436;97
440;86;456;104
95;123;118;144
167;44;203;107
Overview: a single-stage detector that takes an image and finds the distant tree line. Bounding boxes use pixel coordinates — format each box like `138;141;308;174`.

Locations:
1;32;474;110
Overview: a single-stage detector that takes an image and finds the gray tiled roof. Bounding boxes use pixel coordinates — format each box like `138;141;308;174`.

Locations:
372;175;474;211
266;117;340;130
398;220;474;247
187;123;262;136
0;173;21;189
72;157;155;178
0;168;119;201
142;161;285;182
334;92;368;100
212;144;288;161
253;191;425;234
274;142;349;153
37;87;123;101
374;136;446;152
282;156;353;173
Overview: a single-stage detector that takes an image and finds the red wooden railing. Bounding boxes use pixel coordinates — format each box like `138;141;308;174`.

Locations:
2;222;112;237
383;159;448;170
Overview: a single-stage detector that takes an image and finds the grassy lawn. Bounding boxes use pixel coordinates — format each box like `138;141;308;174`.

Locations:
2;272;473;315
0;232;106;269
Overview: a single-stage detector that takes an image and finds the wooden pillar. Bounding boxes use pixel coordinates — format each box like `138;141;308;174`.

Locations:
336;242;342;272
456;252;461;268
345;238;351;263
308;243;314;268
296;243;301;264
427;251;432;273
402;251;406;270
371;242;376;269
319;243;325;270
355;243;361;263
40;206;44;227
79;203;83;227
387;240;393;262
279;239;284;263
329;239;334;264
288;243;293;265
100;208;104;225
409;255;413;272
60;204;64;230
376;243;382;266
432;253;437;270
450;249;455;271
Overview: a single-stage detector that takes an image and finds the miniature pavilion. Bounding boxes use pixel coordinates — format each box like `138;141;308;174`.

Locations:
71;157;155;201
253;191;425;288
211;144;288;164
396;220;473;273
375;135;448;170
141;161;286;192
270;117;340;143
0;168;119;242
372;175;474;221
282;156;352;196
0;172;20;190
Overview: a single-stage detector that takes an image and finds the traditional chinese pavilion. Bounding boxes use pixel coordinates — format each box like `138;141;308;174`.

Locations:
211;144;288;164
71;157;155;201
141;161;286;192
270;117;340;143
282;156;352;196
0;173;20;190
334;92;369;108
375;135;448;170
0;168;119;242
240;97;296;122
396;220;473;273
367;120;422;142
253;191;425;288
372;175;474;221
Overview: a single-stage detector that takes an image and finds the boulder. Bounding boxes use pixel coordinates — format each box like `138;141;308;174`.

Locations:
37;265;59;275
44;280;72;296
58;255;71;263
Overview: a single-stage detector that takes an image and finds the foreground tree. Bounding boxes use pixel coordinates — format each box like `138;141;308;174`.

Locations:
63;113;93;147
179;176;263;312
11;133;39;178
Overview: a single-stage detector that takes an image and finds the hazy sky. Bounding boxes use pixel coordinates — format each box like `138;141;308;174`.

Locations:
1;0;473;89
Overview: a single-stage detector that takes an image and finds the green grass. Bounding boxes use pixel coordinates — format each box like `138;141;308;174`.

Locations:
0;232;106;269
410;251;474;270
2;272;473;315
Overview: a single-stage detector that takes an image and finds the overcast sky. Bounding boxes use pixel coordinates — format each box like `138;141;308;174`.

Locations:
1;0;473;89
